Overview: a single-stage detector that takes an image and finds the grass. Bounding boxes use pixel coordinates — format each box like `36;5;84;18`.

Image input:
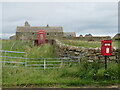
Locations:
27;44;55;58
1;40;56;58
2;62;119;88
1;40;56;67
1;39;119;88
2;40;32;52
59;39;119;48
112;41;119;48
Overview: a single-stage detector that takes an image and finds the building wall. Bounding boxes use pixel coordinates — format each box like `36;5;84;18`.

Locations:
16;31;64;40
46;32;64;38
14;21;64;40
14;31;111;41
64;32;76;37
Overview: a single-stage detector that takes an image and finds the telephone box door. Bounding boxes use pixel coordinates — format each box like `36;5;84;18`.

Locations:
38;30;46;46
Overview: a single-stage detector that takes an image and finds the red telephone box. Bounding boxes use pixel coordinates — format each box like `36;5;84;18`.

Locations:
38;30;46;46
101;40;112;56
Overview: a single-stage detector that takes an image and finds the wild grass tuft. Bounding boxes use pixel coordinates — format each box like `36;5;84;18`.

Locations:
3;62;118;87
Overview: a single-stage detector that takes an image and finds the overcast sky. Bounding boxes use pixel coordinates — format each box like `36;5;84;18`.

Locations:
0;2;118;39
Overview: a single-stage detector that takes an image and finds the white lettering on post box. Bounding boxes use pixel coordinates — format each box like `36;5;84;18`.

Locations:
106;48;109;53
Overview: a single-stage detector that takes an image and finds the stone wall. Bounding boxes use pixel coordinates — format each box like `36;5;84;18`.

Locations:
15;32;64;40
52;39;119;62
62;36;111;41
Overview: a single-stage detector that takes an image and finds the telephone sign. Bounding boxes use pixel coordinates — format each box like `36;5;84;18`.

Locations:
101;40;112;56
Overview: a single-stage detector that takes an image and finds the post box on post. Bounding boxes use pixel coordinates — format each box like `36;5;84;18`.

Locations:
101;40;112;69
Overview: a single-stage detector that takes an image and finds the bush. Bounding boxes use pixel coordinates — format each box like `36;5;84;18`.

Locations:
92;63;118;81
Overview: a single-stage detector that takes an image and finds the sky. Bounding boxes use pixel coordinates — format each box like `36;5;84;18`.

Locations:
0;2;118;39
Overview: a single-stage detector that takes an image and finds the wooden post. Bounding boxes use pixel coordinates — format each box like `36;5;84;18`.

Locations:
44;59;46;70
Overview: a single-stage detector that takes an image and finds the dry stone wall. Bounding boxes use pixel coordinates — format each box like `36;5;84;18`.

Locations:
62;36;111;41
52;39;119;62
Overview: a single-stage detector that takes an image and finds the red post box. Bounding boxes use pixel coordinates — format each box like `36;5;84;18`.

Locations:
101;40;112;56
38;30;46;46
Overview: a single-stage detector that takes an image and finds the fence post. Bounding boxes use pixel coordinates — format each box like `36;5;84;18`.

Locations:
4;51;6;65
44;59;46;70
25;53;27;68
60;59;63;67
78;57;81;64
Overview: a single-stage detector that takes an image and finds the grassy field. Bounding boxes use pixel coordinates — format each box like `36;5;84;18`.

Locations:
3;62;118;88
2;40;56;58
1;40;119;88
59;39;119;48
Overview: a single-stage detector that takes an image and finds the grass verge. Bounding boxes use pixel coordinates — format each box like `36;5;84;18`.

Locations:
2;62;119;88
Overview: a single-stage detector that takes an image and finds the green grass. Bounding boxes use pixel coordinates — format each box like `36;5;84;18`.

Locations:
27;44;55;58
59;39;119;48
1;40;119;88
1;40;56;67
2;40;32;52
2;62;119;88
1;40;56;58
112;41;119;48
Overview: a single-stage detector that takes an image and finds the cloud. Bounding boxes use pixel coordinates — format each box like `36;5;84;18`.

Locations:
1;2;118;39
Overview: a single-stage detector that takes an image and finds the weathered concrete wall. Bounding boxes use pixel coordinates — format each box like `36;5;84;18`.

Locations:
52;39;119;62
